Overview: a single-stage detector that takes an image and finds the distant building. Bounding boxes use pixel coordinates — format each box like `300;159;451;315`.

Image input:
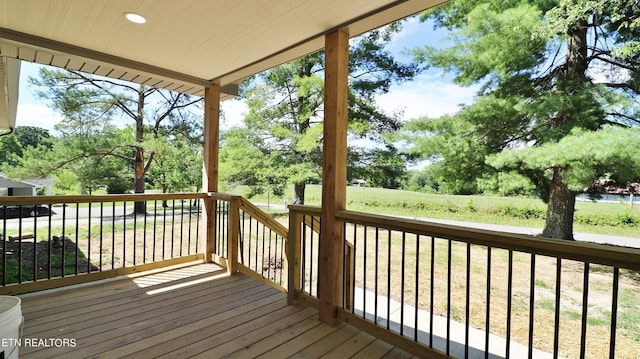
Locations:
579;179;639;204
351;179;366;187
0;173;55;196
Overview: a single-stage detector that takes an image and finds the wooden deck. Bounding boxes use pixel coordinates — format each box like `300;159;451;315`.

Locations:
18;263;415;358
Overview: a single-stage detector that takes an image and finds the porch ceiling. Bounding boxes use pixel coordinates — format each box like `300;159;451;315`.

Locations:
0;0;447;99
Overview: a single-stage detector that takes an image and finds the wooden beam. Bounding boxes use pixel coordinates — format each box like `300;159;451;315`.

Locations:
319;29;349;325
203;83;221;263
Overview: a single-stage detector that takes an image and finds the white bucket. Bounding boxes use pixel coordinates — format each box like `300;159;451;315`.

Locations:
0;296;22;359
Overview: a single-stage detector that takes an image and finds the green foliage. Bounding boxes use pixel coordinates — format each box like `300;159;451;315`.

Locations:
489;126;640;191
405;169;440;193
105;176;133;194
146;133;203;193
23;67;202;196
404;0;640;238
477;171;537;197
349;145;408;189
13;126;53;150
229;26;418;203
52;171;79;195
0;133;23;167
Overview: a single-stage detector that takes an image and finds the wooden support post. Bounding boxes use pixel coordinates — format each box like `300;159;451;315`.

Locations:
287;210;302;305
319;29;349;326
227;197;240;274
203;83;220;263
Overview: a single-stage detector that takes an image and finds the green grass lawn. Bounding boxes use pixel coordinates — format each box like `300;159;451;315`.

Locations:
222;184;639;238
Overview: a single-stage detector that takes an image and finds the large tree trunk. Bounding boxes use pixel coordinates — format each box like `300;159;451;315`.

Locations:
133;146;147;214
293;182;306;205
541;21;587;240
542;167;576;240
133;91;147;214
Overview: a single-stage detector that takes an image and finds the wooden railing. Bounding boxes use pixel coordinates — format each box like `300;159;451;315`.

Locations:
208;193;289;291
5;193;638;358
287;205;640;359
0;193;207;295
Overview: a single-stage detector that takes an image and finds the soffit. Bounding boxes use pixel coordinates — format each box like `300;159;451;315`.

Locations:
0;0;448;99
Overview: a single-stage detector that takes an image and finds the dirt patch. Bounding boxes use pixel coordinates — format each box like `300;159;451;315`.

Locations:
1;237;98;282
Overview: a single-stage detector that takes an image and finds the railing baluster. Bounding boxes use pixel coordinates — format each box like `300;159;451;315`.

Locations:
87;202;92;273
486;247;492;359
466;242;471;358
529;254;536;359
310;217;315;297
143;201;147;262
353;223;358;315
162;202;167;260
255;216;259;274
387;229;392;331
429;235;435;347
99;202;104;271
261;223;266;277
268;227;273;281
32;209;37;281
610;267;619;359
111;201;116;270
47;204;53;279
580;263;589;359
180;198;185;257
61;204;66;277
123;201;127;267
171;199;176;258
506;250;513;359
279;233;284;285
447;238;451;356
17;209;22;282
414;233;419;342
400;231;406;336
133;201;137;265
374;227;379;325
153;200;158;262
195;199;201;254
363;224;367;319
240;211;246;265
74;202;79;274
553;257;562;359
2;206;6;285
248;213;253;270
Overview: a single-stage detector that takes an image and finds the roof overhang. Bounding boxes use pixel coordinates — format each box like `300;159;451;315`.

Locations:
0;0;449;126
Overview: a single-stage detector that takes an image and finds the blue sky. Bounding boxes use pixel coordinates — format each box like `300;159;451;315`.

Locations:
15;16;479;133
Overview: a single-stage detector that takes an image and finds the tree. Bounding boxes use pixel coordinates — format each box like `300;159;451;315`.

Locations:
0;133;23;167
349;145;408;189
146;133;203;197
403;0;640;239
29;68;201;212
224;26;418;204
13;126;53;150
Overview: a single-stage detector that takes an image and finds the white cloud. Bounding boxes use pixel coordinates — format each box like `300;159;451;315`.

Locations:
15;103;63;133
220;98;248;130
376;74;479;121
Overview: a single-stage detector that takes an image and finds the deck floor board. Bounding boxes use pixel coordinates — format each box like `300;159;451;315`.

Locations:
18;263;412;359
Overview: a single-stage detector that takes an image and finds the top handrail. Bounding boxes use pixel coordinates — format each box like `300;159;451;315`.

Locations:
0;192;208;205
288;205;640;271
239;197;289;239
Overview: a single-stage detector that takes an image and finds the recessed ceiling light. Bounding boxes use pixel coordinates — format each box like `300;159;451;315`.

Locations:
124;12;146;24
